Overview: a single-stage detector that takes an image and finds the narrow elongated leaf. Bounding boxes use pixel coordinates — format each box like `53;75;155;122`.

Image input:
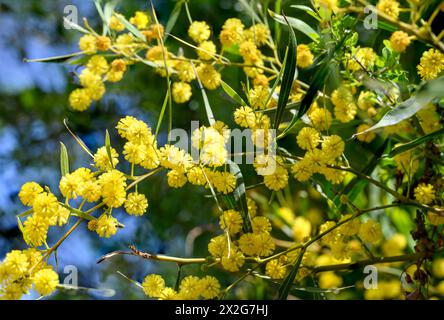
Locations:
24;52;84;64
105;130;114;169
63;17;89;33
273;15;297;129
60;142;70;177
269;10;319;41
116;14;145;40
165;0;183;39
278;248;306;300
228;160;252;233
103;0;119;35
63;119;94;158
389;127;444;157
221;80;248;106
290;5;316;13
155;90;170;139
354;77;444;136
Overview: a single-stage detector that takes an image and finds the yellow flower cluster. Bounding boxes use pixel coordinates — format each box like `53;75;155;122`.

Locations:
0;249;59;299
142;274;220;300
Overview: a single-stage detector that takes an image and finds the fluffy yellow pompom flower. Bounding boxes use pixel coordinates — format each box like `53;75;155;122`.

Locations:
109;14;125;32
265;259;287;279
377;0;400;19
318;271;343;289
19;182;43;206
208;234;228;258
142;274;165;298
95;214;118;238
32;268;59;296
291;158;314;182
357;91;376;111
356;124;376;143
219;18;244;47
221;248;245;272
239;41;261;62
124;192;148;216
244;24;270;46
188;21;211;44
252;216;272;234
172;82;192;103
98;170;127;208
417;48;444;80
263;166;289;191
358;220;382;243
69;88;92;111
23;215;49;247
167;169;187;188
213;171;236;194
129;11;149;29
234;106;256;128
3;250;29;279
293;216;312;242
331;86;357;123
308;106;332;131
197;40;217;60
382;233;407;256
297;44;314;69
390;31;411;53
248;85;269;110
239;232;275;257
178;276;202;300
200;276;220;299
176;61;196;82
87;55;109;75
219;210;243;235
297;127;320;150
414;183;436;204
197;64;221;90
322;135;345;160
32;192;59;219
79;34;97;54
93;146;119;171
348;47;377;72
315;0;339;12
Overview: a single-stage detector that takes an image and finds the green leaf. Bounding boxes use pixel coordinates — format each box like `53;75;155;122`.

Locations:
16;216;24;234
278;248;306;300
221;80;249;106
354;77;444;137
165;0;183;40
63;119;94;158
24;52;84;64
155;90;170;140
63;17;89;33
102;0;120;35
273;15;297;129
228;160;252;233
269;10;319;41
105;130;114;169
60;142;70;177
115;13;145;40
389;127;444;157
290;5;321;21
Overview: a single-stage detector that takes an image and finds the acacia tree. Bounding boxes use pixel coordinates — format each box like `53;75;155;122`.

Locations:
1;0;444;300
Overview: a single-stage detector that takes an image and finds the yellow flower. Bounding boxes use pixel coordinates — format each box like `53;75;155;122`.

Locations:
291;158;315;182
358;220;382;243
238;232;275;257
331;86;357;123
248;85;269;110
3;250;29;279
188;21;211;43
109;14;125;32
94;146;119;171
213;171;236;194
95;214;118;238
19;182;43;206
186;166;207;186
124;192;148;216
159;287;177;300
197;64;221;90
95;36;111;51
176;61;196;82
432;258;444;278
129;11;149;29
414;183;436;204
98;169;127;208
142;274;165;298
87;55;109;75
252;216;272;234
292;216;312;242
23;215;49;247
221;248;245;272
318;272;343;289
297;127;320;150
79;68;102;88
382;233;407;256
239;41;261;62
297;44;314;68
208;234;228;258
244;24;270;46
265;259;287;279
219;18;244;47
172;82;192;103
356;124;376;143
347;47;377;72
79;34;97;53
199;276;220;299
315;0;339;12
417;48;444;80
32;192;59;219
179;276;202;300
32;268;59;296
247;197;258;218
263;166;289;191
308;106;332;131
390;31;411;53
377;0;400;19
69;89;92;111
219;210;243;235
167;169;188;188
357;91;376;110
197;41;217;60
